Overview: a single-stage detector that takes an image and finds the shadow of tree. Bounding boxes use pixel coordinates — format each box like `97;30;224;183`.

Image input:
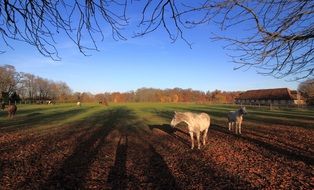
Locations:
35;106;181;189
211;124;314;165
106;109;181;189
148;129;253;189
0;107;92;132
107;135;128;189
146;144;181;189
40;107;138;189
149;124;190;146
149;124;176;134
2;105;313;189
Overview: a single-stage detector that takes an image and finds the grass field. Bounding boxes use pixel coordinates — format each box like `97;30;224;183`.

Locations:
0;103;313;189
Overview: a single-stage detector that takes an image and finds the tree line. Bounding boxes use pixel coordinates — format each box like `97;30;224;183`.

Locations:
93;88;241;104
2;64;313;105
0;65;241;104
0;65;72;103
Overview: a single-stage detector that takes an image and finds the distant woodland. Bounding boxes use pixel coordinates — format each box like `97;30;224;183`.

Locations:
0;65;240;104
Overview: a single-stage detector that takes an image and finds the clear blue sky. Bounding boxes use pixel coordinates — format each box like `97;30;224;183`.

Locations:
0;8;300;94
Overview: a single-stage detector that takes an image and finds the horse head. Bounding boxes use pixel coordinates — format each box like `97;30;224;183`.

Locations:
170;111;180;127
240;106;247;115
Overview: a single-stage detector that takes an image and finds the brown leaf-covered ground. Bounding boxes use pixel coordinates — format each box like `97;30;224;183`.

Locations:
0;105;313;189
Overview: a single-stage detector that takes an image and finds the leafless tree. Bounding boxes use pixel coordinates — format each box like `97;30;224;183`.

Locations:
137;0;314;80
1;1;313;79
0;0;128;60
0;65;21;93
298;78;314;104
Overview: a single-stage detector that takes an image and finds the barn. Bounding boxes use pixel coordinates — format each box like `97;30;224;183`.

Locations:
235;88;305;105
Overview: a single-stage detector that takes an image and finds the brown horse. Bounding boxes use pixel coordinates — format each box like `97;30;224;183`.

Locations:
7;104;17;118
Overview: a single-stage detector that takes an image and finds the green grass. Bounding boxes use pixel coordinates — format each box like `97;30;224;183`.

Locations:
0;103;313;134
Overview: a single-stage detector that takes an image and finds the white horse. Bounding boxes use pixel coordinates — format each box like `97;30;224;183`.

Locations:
171;111;211;149
227;107;247;134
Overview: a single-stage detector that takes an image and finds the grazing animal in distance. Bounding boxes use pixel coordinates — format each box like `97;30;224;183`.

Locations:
171;111;211;149
77;102;81;106
227;107;247;134
7;104;17;118
99;100;108;106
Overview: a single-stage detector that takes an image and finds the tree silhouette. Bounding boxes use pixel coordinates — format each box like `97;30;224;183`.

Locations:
0;0;128;60
1;0;313;79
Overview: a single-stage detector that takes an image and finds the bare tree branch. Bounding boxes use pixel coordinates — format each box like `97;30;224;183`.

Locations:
0;0;313;80
0;0;128;60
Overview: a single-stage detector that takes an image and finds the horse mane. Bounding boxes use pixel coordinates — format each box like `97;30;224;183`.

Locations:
175;112;192;124
176;112;187;119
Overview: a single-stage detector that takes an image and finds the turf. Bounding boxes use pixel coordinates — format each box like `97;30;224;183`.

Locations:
0;103;313;189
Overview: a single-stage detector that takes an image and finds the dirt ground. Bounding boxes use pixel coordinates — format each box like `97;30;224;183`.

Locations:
0;107;313;189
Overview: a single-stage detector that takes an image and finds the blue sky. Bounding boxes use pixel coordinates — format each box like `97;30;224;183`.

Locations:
0;6;300;94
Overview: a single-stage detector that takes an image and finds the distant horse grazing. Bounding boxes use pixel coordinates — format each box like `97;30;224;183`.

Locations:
99;100;108;106
7;104;17;118
171;111;211;149
227;107;247;134
77;102;81;106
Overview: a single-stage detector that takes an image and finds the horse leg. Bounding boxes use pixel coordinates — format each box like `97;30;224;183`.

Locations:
231;121;235;131
239;122;242;134
235;122;238;134
196;132;201;149
189;131;194;149
203;128;208;145
228;122;231;131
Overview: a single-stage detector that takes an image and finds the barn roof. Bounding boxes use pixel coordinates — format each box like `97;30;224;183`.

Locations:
236;88;298;100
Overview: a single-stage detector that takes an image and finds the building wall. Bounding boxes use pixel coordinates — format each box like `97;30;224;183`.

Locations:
236;99;302;105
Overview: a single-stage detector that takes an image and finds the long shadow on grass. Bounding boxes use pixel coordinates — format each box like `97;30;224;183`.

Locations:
9;108;112;189
146;144;181;189
150;129;253;189
107;135;128;189
131;127;181;189
106;112;180;189
149;124;190;147
211;124;314;165
40;107;180;189
40;107;137;189
0;107;92;132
